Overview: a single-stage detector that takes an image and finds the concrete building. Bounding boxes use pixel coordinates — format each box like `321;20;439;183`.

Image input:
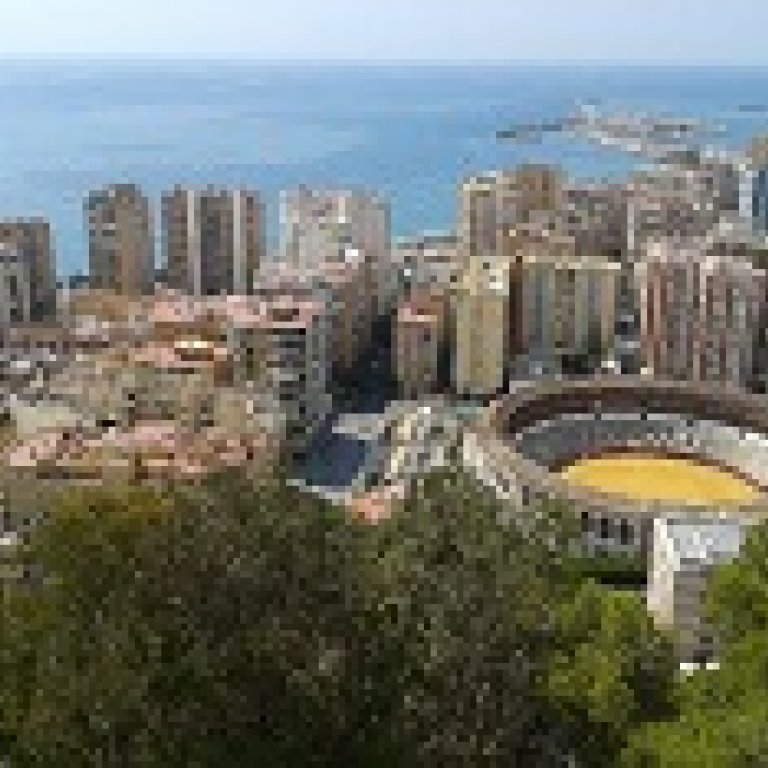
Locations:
280;187;392;316
136;291;328;456
224;295;331;457
0;402;279;552
638;233;768;388
254;259;372;383
562;181;630;258
86;184;154;295
394;230;461;299
393;290;449;399
24;288;328;459
37;338;227;434
627;169;721;254
0;244;31;326
162;186;262;296
0;218;56;320
746;137;768;235
453;256;515;398
458;165;563;270
648;517;745;664
518;231;621;375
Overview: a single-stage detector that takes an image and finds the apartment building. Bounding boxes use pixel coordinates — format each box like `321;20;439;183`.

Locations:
562;182;630;258
519;231;621;375
86;184;154;296
0;218;56;320
394;230;461;299
458;165;563;270
225;295;331;457
122;291;328;456
627;169;722;255
393;290;449;399
746;137;768;235
162;186;263;296
453;256;515;398
255;259;372;382
638;232;768;388
280;187;392;316
0;244;31;326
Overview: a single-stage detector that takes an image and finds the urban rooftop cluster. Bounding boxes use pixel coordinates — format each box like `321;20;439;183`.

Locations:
3;119;768;665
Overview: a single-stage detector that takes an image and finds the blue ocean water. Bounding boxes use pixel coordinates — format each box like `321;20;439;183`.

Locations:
1;61;768;277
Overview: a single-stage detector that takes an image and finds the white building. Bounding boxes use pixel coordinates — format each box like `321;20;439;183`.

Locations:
280;187;392;316
648;516;745;664
227;296;331;457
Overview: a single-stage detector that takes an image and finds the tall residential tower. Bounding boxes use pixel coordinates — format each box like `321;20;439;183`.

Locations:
0;218;56;320
162;186;263;296
86;184;154;295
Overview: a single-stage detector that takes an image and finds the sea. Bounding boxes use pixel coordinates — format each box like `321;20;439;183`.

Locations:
1;60;768;277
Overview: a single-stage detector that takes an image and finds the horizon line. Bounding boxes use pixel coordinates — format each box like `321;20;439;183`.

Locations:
1;55;767;69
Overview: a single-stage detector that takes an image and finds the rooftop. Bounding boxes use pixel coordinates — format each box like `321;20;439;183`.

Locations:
4;420;271;482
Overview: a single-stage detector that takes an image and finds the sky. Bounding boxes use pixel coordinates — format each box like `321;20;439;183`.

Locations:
0;0;767;64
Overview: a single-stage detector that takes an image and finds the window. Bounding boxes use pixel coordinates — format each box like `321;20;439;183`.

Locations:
619;519;633;546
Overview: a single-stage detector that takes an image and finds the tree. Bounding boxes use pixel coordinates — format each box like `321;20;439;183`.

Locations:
366;468;676;767
0;471;396;767
0;465;682;767
547;581;677;767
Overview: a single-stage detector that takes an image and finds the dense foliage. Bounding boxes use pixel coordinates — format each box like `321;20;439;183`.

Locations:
0;468;681;766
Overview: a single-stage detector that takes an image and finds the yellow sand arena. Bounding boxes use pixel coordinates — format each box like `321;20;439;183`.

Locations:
561;452;758;504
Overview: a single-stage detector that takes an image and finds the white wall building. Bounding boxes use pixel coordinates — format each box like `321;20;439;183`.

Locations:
648;516;745;664
280;187;392;316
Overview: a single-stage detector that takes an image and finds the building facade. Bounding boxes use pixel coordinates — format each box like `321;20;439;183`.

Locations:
254;260;371;383
520;241;620;376
393;291;449;399
227;296;331;457
0;218;56;320
162;186;262;296
638;235;768;388
86;184;154;296
0;244;32;326
453;256;515;398
394;230;461;300
648;517;745;664
280;187;392;316
458;165;562;271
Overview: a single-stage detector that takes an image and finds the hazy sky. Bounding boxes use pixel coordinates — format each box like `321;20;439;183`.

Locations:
1;0;767;64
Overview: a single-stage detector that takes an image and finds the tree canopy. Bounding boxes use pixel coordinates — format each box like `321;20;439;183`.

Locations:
0;467;679;767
